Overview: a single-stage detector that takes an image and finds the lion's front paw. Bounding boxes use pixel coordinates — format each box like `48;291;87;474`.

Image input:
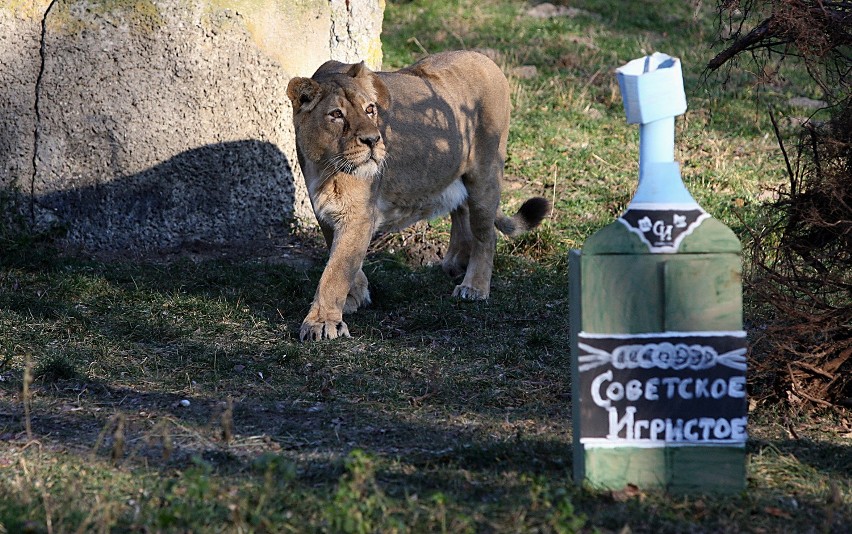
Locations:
300;319;351;341
343;280;371;315
343;269;371;314
343;291;371;314
452;284;489;300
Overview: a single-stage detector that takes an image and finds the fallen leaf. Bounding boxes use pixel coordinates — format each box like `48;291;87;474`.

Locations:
763;506;792;519
611;483;644;502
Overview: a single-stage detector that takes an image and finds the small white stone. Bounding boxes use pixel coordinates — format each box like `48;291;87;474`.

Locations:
788;96;826;109
179;399;191;407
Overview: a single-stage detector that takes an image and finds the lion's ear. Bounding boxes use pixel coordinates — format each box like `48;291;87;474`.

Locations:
372;76;391;110
347;62;391;110
314;60;349;78
347;61;369;78
287;77;322;113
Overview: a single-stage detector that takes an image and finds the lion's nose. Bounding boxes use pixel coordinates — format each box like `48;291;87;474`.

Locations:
359;133;381;148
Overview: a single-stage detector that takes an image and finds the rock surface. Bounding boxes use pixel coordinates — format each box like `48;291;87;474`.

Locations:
0;0;384;252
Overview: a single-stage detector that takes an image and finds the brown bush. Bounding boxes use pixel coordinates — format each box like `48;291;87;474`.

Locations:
710;1;851;408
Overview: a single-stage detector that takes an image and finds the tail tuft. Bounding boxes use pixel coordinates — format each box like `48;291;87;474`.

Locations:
517;197;550;230
496;196;551;237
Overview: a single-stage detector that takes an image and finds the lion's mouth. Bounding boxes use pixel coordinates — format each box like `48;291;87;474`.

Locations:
333;147;384;179
352;155;381;179
349;147;385;178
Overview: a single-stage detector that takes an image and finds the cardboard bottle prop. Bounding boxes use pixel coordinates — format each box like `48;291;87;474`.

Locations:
569;53;747;492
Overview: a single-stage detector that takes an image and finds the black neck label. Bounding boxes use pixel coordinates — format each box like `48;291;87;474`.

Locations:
618;207;709;253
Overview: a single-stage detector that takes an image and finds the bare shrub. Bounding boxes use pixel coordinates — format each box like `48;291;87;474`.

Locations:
710;1;851;408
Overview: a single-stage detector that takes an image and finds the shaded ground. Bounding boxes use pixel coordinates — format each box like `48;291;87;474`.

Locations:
0;236;849;532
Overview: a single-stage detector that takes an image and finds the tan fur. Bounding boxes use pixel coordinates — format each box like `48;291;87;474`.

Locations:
287;51;549;341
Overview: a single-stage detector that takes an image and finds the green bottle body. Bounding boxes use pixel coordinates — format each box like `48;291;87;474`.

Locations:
570;217;747;492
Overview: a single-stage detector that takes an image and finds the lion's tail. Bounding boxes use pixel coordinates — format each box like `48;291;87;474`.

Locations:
495;197;550;238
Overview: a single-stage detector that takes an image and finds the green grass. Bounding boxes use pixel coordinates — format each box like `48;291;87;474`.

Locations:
0;0;848;532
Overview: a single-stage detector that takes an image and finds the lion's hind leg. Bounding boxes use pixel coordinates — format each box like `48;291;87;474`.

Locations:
451;171;500;301
442;202;473;279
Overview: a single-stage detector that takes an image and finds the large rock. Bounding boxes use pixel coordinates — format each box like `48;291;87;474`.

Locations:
0;0;384;252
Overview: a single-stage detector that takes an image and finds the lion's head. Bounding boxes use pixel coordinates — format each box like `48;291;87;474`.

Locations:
287;61;391;180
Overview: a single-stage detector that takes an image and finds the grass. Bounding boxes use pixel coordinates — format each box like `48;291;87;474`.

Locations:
1;0;849;532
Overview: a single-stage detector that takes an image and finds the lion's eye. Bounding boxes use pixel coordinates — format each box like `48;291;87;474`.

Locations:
365;104;376;116
329;109;344;121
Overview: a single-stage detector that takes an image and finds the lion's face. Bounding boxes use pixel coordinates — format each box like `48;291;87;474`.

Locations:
288;62;389;180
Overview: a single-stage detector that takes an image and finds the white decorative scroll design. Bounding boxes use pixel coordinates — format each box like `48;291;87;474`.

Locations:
578;342;747;373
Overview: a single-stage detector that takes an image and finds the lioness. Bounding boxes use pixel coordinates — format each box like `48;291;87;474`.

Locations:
287;51;549;341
